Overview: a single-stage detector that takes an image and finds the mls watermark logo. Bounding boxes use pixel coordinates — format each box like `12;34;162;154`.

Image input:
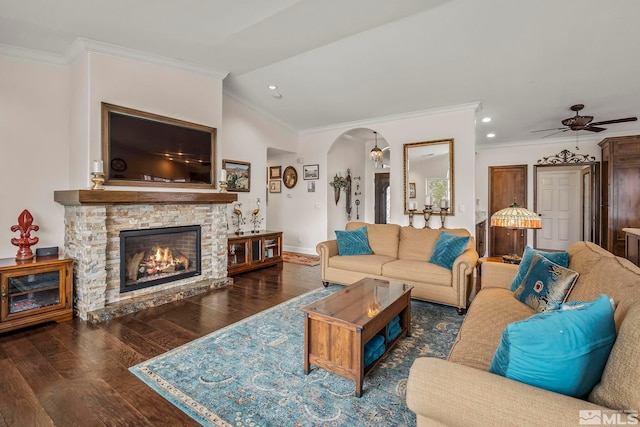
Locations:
579;410;639;425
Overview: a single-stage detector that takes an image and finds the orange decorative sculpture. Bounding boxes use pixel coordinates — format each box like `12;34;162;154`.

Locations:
11;209;39;260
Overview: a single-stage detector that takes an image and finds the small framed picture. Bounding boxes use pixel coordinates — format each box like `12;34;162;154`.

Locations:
269;180;281;193
303;164;319;180
283;166;298;189
269;166;282;180
222;159;251;192
409;182;416;199
307;181;316;192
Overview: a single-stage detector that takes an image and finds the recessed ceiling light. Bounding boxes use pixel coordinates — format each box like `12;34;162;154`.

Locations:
482;117;492;123
273;93;283;99
268;84;278;90
487;133;496;138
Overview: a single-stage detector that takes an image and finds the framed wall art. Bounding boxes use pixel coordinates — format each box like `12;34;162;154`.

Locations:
303;164;319;180
269;180;281;193
269;166;282;180
222;159;251;192
283;166;298;189
409;182;416;199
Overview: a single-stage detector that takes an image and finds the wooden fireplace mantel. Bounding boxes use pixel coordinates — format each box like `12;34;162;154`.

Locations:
54;190;237;205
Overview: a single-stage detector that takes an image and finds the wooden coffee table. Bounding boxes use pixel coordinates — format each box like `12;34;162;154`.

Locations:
301;277;413;397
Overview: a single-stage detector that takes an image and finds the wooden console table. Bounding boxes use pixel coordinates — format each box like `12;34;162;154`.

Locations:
0;256;73;333
227;230;283;275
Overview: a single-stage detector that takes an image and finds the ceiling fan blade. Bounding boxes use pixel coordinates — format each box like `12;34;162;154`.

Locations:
531;127;565;133
583;126;606;132
542;129;569;138
590;117;638;126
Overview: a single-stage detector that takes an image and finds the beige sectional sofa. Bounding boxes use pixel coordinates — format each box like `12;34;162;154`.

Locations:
316;222;478;313
406;241;640;426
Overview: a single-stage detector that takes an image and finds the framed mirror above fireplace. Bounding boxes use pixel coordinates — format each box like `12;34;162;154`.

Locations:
101;102;217;189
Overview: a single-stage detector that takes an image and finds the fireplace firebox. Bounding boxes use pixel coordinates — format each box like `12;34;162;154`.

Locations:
120;225;201;293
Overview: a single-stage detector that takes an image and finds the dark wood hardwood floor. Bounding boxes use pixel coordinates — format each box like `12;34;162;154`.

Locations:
0;263;321;426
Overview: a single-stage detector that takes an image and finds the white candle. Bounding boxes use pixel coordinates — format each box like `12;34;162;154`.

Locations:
409;202;417;210
220;169;227;182
92;160;103;173
441;199;448;209
425;196;431;205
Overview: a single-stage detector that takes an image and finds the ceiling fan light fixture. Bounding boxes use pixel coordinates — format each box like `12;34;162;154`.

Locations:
532;103;638;138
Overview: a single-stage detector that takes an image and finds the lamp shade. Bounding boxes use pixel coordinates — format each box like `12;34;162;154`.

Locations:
491;202;542;229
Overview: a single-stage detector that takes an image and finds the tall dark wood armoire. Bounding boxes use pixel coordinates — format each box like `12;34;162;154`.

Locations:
599;135;640;257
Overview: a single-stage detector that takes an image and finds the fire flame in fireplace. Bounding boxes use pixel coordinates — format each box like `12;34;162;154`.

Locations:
154;246;173;265
126;245;190;282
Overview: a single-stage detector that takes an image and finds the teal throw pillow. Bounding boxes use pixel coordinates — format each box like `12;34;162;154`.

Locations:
489;294;616;398
510;246;569;291
429;231;470;270
335;226;373;256
513;253;578;312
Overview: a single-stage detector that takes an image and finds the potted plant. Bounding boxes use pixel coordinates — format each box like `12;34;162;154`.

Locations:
329;174;348;205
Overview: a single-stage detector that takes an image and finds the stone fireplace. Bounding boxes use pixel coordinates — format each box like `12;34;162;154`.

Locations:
54;190;236;321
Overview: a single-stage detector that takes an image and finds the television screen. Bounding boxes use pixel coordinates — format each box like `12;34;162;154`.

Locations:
101;103;216;188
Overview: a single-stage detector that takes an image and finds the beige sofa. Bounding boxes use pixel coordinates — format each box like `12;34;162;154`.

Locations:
316;222;478;313
407;241;640;426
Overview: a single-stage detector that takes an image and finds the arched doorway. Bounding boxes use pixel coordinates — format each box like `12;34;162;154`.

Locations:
326;128;390;238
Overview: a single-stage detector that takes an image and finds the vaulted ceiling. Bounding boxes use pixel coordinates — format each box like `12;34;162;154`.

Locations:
1;0;639;144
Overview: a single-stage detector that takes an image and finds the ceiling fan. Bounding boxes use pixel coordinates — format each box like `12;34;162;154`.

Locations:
532;104;638;138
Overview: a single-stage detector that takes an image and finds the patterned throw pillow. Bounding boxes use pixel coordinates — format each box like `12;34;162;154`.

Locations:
510;246;569;291
513;253;579;312
489;294;616;398
429;231;470;270
335;226;373;256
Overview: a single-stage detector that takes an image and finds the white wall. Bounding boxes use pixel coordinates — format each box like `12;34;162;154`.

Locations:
223;94;299;233
0;56;70;259
72;52;224;190
290;105;478;254
1;50;226;260
326;138;365;238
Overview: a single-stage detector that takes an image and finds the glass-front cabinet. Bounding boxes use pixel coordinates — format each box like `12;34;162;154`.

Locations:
0;256;73;333
227;231;283;276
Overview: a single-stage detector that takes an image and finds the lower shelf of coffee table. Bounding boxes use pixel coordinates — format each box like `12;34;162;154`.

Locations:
303;293;411;397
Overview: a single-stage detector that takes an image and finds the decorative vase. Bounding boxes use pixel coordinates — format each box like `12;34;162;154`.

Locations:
334;188;340;205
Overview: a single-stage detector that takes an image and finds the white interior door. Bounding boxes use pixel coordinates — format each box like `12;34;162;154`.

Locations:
536;168;581;251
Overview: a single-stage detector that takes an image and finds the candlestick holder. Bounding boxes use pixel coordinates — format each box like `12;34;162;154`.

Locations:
90;172;105;190
219;180;228;193
439;207;449;229
408;209;417;227
422;205;433;229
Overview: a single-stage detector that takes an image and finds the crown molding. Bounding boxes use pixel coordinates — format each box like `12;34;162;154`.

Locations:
477;128;640;150
64;38;228;79
0;43;67;66
300;102;481;135
223;87;299;134
0;39;229;79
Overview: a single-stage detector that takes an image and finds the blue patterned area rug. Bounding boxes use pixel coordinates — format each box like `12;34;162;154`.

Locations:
129;285;463;426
